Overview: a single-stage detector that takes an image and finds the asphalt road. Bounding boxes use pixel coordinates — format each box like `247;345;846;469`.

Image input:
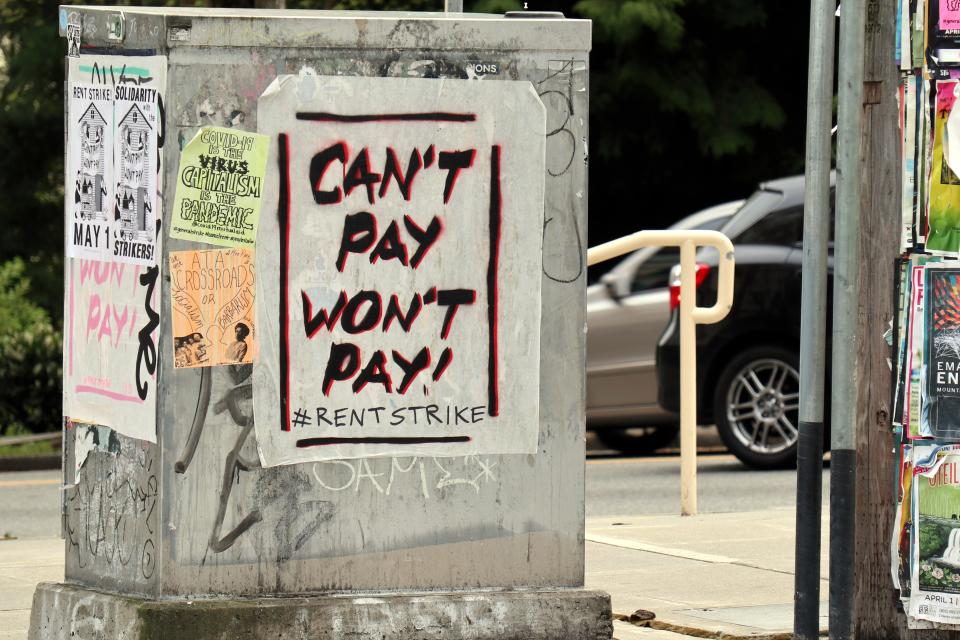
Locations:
0;470;61;539
0;429;828;539
586;452;829;517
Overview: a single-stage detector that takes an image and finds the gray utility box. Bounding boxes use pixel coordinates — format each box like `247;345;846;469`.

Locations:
37;7;605;640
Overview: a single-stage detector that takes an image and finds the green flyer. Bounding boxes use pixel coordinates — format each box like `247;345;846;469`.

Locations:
170;126;268;248
927;78;960;255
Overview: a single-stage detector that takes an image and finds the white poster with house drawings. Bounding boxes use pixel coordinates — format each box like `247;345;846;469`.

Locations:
66;54;166;267
67;84;113;260
113;95;159;265
254;74;545;466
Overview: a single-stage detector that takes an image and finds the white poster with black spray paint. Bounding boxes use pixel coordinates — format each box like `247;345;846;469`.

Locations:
67;84;113;260
254;74;545;466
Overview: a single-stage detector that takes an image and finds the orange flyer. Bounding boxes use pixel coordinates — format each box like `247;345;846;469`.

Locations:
169;248;255;368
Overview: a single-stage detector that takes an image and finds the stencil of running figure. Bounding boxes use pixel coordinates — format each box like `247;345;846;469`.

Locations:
116;104;153;242
75;104;108;222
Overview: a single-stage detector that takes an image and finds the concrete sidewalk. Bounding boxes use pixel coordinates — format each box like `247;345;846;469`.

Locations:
587;507;829;638
0;538;62;640
0;507;825;640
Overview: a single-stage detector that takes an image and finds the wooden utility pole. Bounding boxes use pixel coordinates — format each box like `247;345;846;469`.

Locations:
852;0;901;635
850;1;960;638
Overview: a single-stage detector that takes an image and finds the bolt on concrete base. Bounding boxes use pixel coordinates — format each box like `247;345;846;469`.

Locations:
29;582;612;640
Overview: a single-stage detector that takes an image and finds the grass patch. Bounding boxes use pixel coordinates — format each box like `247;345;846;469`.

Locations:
0;437;59;458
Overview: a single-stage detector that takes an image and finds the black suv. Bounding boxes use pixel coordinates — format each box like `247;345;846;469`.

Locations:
656;175;833;469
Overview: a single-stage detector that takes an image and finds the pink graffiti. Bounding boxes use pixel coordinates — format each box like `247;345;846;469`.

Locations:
79;259;125;287
86;294;137;347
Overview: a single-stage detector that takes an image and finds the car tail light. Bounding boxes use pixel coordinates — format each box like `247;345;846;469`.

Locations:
669;263;711;311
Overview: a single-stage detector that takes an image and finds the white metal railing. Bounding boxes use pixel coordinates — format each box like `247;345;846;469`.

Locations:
587;230;735;516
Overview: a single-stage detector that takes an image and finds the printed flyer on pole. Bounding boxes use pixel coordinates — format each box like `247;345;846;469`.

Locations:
169;127;269;248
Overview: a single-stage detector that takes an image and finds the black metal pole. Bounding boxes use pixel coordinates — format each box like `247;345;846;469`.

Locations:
795;426;826;638
829;450;857;638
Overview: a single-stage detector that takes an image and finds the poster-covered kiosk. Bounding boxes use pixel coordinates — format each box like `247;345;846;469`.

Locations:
34;7;605;639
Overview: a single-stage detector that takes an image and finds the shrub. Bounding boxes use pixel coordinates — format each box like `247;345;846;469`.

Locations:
0;259;61;435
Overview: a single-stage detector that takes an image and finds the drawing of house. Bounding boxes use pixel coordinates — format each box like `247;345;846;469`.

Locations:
76;103;108;222
116;103;153;241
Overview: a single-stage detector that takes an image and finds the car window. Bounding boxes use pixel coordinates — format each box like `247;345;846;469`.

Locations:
724;188;836;247
628;214;733;293
697;216;731;232
631;247;679;292
733;205;805;245
718;190;780;241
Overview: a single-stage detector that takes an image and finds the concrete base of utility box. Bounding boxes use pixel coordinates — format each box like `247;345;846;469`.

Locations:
29;582;613;640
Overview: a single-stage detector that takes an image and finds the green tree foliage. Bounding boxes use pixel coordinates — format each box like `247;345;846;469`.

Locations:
468;0;808;250
579;0;782;156
0;258;61;434
569;0;804;245
0;0;69;315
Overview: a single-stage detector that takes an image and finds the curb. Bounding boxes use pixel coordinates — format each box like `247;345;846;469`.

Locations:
614;613;827;640
32;582;614;640
0;455;61;472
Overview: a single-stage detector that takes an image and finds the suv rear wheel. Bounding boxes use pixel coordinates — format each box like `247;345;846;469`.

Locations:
713;346;800;469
